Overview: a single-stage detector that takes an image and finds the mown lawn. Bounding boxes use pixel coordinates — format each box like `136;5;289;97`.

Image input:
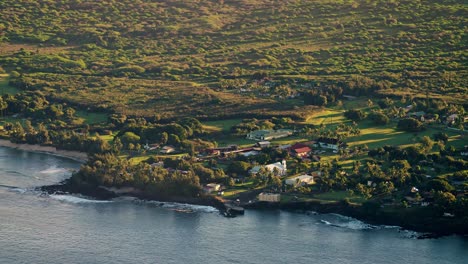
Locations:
314;191;366;204
347;121;465;149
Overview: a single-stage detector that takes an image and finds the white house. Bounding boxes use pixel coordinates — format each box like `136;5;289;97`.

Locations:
203;183;221;193
160;146;175;154
316;137;341;150
249;160;287;176
285;175;315;186
258;193;281;202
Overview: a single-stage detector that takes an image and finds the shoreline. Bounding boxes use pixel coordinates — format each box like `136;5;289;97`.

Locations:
0;139;88;163
2;140;464;237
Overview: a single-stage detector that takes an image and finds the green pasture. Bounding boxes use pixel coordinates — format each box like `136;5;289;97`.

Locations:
75;111;108;125
313;191;366;204
0;75;19;95
203;119;243;132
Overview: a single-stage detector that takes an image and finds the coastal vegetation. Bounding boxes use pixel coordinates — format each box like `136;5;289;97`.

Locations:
0;0;466;234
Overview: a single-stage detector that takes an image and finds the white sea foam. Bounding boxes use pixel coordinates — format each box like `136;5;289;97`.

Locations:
142;200;218;213
399;229;422;239
10;188;28;194
320;214;376;230
39;166;68;174
50;194;112;204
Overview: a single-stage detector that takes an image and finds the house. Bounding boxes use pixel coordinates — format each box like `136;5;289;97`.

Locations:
408;111;426;121
239;150;260;157
310;171;322;177
285;174;315;186
446;114;458;124
249;160;287;176
316;137;342;150
160;146;175;154
461;145;468;156
205;148;221;156
246;129;293;141
256;141;271;148
289;143;312;158
258;192;281;202
150;161;164;168
144;143;160;151
404;105;413;112
203;183;221;193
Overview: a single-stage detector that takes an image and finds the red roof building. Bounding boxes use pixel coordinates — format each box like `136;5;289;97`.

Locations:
289;143;312;158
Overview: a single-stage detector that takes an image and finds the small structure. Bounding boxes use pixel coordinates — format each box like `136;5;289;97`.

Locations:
205;149;221;156
150;161;164;168
160;146;175;154
446;114;458;124
256;141;271;148
144;143;160;151
258;193;281;202
249;160;287;176
246;129;293;141
285;174;315;186
203;183;221;193
289;143;312;158
408;111;426;122
239;150;260;157
316;137;342;150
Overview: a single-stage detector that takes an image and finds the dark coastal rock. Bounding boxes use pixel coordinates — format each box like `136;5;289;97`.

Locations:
245;200;468;237
39;180;118;200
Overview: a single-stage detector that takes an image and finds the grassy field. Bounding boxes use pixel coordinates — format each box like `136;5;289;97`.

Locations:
0;0;465;120
304;109;347;126
347;121;465;149
203;119;243;132
0;74;19;95
75;111;108;125
313;191;366;204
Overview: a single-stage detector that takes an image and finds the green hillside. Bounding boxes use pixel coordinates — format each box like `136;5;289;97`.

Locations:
0;0;466;118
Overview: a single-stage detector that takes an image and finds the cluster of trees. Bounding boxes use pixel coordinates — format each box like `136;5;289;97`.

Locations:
72;154;202;198
303;85;343;106
4;121;111;154
230;117;292;135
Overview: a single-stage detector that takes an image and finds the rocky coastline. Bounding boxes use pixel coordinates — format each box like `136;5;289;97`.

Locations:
40;179;467;237
6;141;464;238
40;180;227;212
244;201;468;238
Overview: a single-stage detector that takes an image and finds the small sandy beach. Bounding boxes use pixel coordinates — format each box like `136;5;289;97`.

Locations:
0;139;87;162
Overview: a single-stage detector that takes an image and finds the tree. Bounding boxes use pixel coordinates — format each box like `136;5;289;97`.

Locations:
112;137;123;154
434;191;456;212
0;97;7;118
397;118;424;132
344;109;366;121
368;111;389;125
426;179;454;192
227;161;250;175
420;136;434;154
120;132;140;147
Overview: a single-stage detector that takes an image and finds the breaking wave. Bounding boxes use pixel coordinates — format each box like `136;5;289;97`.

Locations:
319;214;377;230
50;194;113;204
138;200;219;213
39;166;69;174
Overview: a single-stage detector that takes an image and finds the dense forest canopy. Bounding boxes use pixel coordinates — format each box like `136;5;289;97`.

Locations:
0;0;466;118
